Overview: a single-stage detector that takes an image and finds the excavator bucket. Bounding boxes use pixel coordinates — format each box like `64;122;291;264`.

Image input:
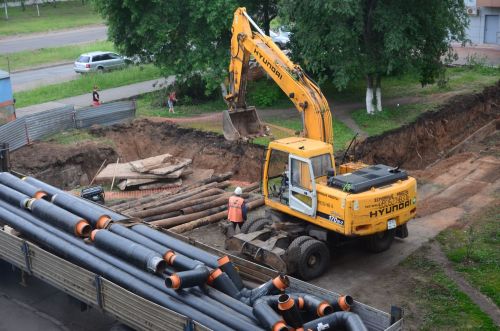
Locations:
222;107;266;141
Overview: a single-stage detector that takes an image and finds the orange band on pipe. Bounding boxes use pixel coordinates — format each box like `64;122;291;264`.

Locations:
297;297;305;310
207;268;222;284
272;275;289;291
317;301;331;317
33;191;47;199
96;215;112;229
272;321;287;331
338;295;351;311
75;220;91;237
278;297;295;311
90;229;99;241
218;255;230;266
164;250;176;265
169;274;181;289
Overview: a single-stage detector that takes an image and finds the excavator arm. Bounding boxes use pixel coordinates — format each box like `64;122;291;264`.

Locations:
223;7;333;144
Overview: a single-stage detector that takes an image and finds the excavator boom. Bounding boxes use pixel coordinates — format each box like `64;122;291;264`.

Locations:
224;8;333;144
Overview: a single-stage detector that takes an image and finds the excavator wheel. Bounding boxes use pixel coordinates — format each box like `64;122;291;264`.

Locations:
296;239;330;280
240;217;271;234
364;229;395;253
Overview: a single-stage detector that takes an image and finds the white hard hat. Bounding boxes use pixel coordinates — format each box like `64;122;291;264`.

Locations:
234;187;243;195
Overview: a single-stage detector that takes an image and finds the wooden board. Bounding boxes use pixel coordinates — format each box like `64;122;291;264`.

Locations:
149;159;192;175
96;163;175;181
117;178;158;191
130;154;173;173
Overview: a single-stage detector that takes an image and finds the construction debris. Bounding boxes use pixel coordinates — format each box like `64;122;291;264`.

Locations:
95;153;201;191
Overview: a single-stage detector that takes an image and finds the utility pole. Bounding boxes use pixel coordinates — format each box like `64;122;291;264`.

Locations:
36;0;40;16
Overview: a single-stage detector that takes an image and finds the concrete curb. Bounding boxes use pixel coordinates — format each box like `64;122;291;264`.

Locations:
11;61;73;74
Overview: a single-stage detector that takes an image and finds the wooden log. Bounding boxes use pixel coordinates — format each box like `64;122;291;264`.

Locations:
176;172;233;193
151;205;227;228
124;187;225;214
129;192;227;218
180;194;231;215
169;197;265;233
143;210;182;223
139;179;182;190
242;182;260;193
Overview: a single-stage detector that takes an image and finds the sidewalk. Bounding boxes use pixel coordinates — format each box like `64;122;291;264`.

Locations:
15;76;175;118
451;43;500;66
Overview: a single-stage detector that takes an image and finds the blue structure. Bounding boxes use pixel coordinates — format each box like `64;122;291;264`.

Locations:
0;70;15;124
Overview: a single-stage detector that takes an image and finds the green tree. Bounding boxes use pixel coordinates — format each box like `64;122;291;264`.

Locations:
281;0;468;114
92;0;277;95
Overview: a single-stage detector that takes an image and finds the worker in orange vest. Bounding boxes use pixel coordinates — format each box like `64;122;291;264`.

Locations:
228;187;247;231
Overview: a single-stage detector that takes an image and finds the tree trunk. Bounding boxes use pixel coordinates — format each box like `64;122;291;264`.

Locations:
365;75;374;114
375;74;382;112
263;0;270;36
4;0;8;20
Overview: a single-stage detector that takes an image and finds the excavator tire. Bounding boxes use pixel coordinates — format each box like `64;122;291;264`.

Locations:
287;236;315;252
297;239;330;280
240;217;271;234
364;229;395;253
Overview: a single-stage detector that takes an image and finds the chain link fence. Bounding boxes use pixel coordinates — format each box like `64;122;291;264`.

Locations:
0;101;136;151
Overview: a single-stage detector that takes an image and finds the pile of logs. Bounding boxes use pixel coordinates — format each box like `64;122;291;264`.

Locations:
110;172;263;234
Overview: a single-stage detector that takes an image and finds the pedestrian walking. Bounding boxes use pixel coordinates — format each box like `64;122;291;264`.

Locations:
168;91;177;113
92;85;101;106
227;187;247;231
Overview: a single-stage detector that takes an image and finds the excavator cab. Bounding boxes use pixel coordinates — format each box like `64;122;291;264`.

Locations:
222;107;266;141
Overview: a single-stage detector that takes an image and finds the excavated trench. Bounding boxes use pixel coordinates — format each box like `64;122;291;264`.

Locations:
10;82;499;189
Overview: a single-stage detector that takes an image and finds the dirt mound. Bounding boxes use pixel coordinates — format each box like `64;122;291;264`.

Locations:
11;142;117;189
89;119;265;182
355;81;500;169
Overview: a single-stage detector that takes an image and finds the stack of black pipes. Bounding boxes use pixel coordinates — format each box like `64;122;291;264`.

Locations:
0;172;368;331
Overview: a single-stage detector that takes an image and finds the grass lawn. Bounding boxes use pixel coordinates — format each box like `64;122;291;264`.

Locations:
351;103;432;136
43;129;113;146
0;41;115;72
403;248;497;330
0;1;102;36
438;204;500;307
15;65;163;108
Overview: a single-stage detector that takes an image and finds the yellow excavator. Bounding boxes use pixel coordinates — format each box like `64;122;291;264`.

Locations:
223;8;417;280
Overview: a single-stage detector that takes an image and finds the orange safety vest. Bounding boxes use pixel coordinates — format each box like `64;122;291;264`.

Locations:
228;196;244;223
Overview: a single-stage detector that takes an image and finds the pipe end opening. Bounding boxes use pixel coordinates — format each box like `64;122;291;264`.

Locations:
76;220;91;238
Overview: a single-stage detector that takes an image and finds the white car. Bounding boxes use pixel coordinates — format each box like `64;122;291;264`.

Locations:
74;51;126;73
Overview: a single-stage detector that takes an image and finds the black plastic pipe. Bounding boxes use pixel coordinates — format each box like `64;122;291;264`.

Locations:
277;294;303;328
0;183;31;209
0;206;234;331
302;294;334;317
0;202;263;331
208;268;242;299
91;229;166;274
132;224;220;268
165;250;203;270
0;172;47;199
302;311;368;331
166;266;210;290
332;295;354;312
248;274;289;304
29;198;91;238
23;176;127;224
109;223;171;259
218;255;245;290
252;296;288;331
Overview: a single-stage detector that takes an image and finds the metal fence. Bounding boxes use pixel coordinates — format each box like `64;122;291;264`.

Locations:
0;101;135;152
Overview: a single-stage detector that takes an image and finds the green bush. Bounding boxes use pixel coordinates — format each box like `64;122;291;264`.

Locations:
248;79;284;107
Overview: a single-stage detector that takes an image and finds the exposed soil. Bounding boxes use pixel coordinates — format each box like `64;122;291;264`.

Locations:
355;81;500;169
11;119;265;189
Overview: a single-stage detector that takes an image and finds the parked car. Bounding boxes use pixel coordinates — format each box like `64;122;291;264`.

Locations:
270;29;290;49
74;51;126;73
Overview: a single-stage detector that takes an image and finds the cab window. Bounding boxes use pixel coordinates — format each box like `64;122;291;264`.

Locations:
311;154;332;178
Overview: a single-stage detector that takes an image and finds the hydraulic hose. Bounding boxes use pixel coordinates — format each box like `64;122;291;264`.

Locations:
278;294;303;328
90;229;166;274
166;266;210;290
0;206;235;331
332;295;354;312
0;202;263;331
0;172;47;199
301;311;368;331
132;224;220;268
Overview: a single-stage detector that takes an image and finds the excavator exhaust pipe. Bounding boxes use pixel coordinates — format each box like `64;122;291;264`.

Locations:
222;107;266;141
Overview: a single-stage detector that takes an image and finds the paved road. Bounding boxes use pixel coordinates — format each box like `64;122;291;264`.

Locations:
11;63;77;92
0;25;108;54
